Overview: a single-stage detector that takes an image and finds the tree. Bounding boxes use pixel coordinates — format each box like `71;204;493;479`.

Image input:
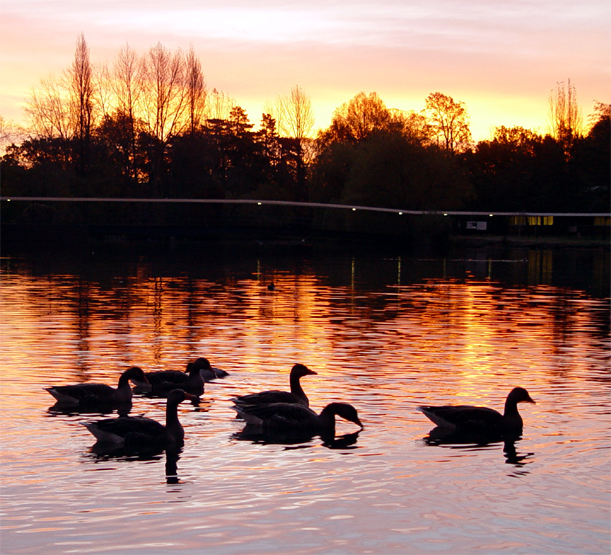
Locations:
184;46;207;135
424;92;472;155
548;78;583;154
311;129;469;236
113;43;144;182
264;86;315;200
68;33;95;175
258;113;281;163
140;43;187;190
0;116;26;155
389;108;431;145
141;42;186;144
320;92;392;145
228;106;253;138
113;43;142;124
468;126;543;211
273;85;315;140
26;75;72;141
93;62;114;122
586;101;610;134
568;101;610;210
206;88;235;120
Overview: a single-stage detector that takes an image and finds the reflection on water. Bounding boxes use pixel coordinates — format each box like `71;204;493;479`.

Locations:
233;425;362;450
1;244;609;555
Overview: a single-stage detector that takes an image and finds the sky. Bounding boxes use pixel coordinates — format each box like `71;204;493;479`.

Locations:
1;0;609;141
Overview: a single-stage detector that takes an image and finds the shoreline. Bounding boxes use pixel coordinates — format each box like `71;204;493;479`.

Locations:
1;223;608;253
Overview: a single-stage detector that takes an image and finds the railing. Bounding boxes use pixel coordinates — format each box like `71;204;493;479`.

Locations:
1;197;609;218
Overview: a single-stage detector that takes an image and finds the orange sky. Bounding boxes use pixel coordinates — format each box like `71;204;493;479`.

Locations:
1;0;609;141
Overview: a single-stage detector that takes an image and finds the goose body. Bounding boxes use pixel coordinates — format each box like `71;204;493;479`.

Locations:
143;359;208;397
45;367;150;408
233;401;363;435
233;363;317;408
83;389;197;452
419;387;535;437
140;358;227;397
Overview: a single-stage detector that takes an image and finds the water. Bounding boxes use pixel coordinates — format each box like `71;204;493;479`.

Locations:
1;242;609;554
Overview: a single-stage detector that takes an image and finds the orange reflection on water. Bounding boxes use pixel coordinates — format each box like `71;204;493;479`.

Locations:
1;261;608;418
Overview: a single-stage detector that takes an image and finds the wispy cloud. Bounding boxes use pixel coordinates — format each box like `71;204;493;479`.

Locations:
1;0;609;138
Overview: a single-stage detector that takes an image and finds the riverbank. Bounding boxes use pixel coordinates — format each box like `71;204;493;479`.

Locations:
448;234;609;249
2;223;609;253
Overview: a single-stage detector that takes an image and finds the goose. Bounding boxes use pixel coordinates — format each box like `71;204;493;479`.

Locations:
418;387;535;438
83;389;197;453
45;367;150;409
233;363;317;408
188;357;229;382
142;359;210;398
233;401;363;435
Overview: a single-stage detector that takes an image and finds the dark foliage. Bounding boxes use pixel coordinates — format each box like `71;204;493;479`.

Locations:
1;100;608;232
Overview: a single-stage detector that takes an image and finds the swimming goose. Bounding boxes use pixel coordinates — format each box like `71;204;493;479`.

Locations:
418;387;535;437
45;367;150;409
233;363;317;408
83;389;197;453
188;357;229;382
233;401;363;435
142;359;209;398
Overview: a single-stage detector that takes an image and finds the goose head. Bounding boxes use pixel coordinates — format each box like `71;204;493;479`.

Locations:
124;367;151;391
325;402;363;429
292;363;317;378
507;387;536;405
190;358;212;372
167;388;199;406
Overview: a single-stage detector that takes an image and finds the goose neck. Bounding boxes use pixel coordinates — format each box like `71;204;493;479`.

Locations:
289;374;306;399
165;401;182;438
317;407;337;433
503;398;520;417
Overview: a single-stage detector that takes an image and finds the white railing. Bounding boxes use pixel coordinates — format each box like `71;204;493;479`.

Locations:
1;197;609;218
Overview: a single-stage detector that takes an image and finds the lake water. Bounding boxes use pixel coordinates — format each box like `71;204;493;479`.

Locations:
1;240;609;554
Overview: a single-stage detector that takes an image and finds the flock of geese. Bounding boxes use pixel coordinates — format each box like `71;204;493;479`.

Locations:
45;358;535;455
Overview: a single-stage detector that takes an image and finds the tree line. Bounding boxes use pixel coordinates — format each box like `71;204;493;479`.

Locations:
1;35;609;231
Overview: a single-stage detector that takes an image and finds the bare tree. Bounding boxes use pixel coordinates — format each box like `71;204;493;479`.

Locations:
141;42;186;143
206;88;235;120
113;43;143;122
0;115;26;155
586;101;610;132
275;85;315;140
549;78;583;152
184;46;207;135
26;75;72;140
112;43;145;181
68;33;96;174
424;92;472;155
93;62;114;121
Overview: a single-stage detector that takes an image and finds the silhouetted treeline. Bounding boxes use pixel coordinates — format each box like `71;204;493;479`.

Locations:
3;95;608;217
1;37;609;232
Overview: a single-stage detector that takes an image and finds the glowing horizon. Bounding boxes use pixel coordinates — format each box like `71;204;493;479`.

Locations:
1;0;609;141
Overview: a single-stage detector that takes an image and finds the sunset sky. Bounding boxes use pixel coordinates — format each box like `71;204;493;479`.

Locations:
1;0;609;140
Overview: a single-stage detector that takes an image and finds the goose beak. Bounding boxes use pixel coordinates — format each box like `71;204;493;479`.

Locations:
306;368;318;376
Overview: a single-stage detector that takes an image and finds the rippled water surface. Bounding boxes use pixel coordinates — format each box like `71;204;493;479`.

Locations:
1;243;609;554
